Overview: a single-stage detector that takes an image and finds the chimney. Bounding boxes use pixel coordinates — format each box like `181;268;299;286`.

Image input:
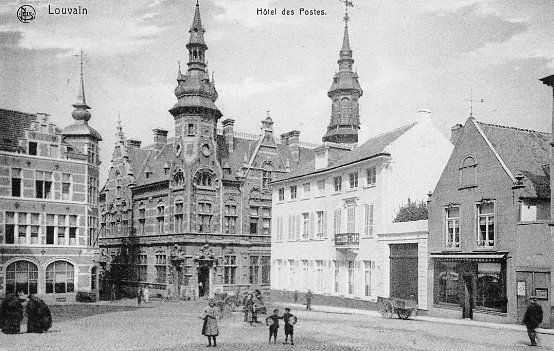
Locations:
539;74;554;221
450;123;463;145
222;119;235;153
128;139;142;149
280;133;290;145
288;130;300;163
153;128;168;150
417;109;431;124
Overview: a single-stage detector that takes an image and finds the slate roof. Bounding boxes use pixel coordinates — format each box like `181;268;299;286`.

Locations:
126;133;315;188
275;122;417;182
475;120;551;198
0;108;36;152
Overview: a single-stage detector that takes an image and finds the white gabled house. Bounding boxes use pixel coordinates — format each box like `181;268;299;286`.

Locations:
270;111;453;309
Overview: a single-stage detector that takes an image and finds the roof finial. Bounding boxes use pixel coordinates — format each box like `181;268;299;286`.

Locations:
178;60;181;75
465;89;484;118
266;110;271;118
341;0;353;26
76;49;86;105
71;49;91;121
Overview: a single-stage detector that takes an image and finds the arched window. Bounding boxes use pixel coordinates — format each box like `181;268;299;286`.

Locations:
91;266;97;290
6;260;38;295
46;261;75;293
174;169;185;187
460;156;477;188
194;170;215;187
340;97;351;121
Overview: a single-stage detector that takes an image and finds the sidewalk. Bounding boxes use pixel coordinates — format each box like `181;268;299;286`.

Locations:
274;302;554;336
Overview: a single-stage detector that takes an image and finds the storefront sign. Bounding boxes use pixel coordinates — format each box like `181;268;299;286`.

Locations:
517;281;526;296
535;288;548;300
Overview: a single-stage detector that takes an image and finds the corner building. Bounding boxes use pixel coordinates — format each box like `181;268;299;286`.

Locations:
98;3;313;299
0;68;102;302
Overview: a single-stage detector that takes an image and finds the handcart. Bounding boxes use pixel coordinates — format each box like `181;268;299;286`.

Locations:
377;296;418;320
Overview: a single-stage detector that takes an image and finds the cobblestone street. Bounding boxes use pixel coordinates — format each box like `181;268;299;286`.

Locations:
0;300;552;351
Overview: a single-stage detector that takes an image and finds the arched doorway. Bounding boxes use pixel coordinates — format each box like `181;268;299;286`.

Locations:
198;266;210;297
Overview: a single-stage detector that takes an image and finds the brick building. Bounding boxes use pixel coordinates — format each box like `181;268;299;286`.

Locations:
98;3;313;299
427;116;552;327
0;63;102;302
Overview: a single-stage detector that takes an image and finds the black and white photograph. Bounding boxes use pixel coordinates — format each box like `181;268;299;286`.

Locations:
0;0;554;349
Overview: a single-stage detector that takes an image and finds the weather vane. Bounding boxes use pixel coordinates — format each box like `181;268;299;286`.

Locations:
340;0;353;24
465;89;484;118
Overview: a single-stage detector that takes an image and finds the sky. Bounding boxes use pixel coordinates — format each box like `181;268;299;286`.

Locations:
1;0;553;183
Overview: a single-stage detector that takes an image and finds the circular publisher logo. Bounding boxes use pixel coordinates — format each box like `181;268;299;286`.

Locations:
17;5;36;23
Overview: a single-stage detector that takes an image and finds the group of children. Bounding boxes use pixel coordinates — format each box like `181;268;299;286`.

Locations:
265;307;296;345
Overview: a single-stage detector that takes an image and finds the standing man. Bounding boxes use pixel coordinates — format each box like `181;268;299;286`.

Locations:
523;296;543;346
305;289;313;311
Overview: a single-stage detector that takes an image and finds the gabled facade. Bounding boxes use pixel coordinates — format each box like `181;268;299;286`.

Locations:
0;60;102;302
271;112;452;307
98;3;313;299
427;117;552;327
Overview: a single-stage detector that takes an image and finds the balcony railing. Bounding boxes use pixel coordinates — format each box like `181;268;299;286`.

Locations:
334;232;359;246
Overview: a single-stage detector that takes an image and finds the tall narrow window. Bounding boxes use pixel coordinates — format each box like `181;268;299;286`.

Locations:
69;215;77;245
302;183;311;198
445;207;460;248
250;256;260;284
460;157;477;188
138;208;146;235
262;164;273;189
364;204;374;237
18;212;27;244
58;215;66;245
224;204;237;234
316;211;325;239
477;202;495;247
333;209;342;234
317;179;325;196
278;188;285;201
11;168;21;197
347;206;356;233
366;167;376;185
28;142;37;155
223;255;237;284
30;213;39;245
349;172;358;188
137;252;148;281
347;261;355;294
333;176;342;192
301;213;309;239
155;253;167;283
364;260;374;297
61;173;71;200
46;214;55;245
35;171;52;199
174;202;184;233
261;256;270;285
198;202;211;233
290;185;297;200
5;212;15;244
157;206;165;234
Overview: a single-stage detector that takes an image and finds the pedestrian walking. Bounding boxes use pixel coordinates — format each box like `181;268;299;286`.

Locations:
0;294;24;334
293;290;298;303
523;296;543;346
245;294;255;326
201;300;219;347
26;294;52;333
137;286;144;305
305;289;313;311
282;307;296;345
143;286;150;303
266;309;283;344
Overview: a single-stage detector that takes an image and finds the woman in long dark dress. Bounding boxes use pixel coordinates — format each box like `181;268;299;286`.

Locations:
0;294;24;334
201;300;219;347
26;294;52;333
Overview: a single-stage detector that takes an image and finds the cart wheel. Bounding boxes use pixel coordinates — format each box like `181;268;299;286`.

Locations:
379;300;393;318
397;308;411;320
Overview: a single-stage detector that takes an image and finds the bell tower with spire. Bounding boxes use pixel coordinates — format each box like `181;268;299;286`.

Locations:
169;1;221;165
322;1;363;144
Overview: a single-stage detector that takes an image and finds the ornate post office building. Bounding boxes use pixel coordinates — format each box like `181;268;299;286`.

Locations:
98;3;313;299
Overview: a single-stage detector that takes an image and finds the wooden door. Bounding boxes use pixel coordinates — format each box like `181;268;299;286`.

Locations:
389;243;418;301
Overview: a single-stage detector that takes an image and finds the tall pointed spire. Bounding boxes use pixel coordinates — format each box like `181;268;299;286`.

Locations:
71;49;92;122
322;1;362;145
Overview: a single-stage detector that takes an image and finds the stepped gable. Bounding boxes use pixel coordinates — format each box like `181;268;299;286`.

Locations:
476;120;550;198
280;122;416;181
0;108;36;152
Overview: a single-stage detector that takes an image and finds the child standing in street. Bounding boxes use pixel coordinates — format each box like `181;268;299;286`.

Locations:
201;300;219;347
282;307;296;345
265;309;282;344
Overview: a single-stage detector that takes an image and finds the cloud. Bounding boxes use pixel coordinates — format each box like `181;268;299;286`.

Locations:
0;0;168;57
217;76;303;99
